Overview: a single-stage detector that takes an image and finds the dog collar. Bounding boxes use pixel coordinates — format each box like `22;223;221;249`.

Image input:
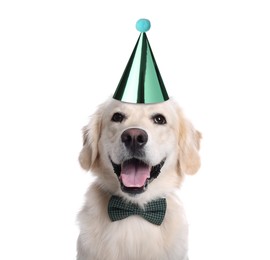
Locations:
108;195;167;225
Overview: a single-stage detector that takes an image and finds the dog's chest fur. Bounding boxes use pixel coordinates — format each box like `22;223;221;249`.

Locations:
77;184;189;260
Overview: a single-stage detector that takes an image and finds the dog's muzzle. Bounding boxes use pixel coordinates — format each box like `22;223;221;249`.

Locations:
110;128;165;195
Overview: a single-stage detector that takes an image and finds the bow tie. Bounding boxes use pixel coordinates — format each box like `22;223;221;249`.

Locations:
108;196;167;226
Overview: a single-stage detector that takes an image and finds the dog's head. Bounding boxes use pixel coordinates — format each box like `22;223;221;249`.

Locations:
79;98;201;201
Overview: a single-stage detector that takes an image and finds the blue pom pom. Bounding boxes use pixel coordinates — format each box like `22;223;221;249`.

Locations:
136;19;151;33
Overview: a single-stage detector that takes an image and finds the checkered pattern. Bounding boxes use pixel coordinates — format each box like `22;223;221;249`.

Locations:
108;196;167;226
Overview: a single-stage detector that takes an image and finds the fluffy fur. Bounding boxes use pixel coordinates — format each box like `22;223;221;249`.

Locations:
77;98;201;260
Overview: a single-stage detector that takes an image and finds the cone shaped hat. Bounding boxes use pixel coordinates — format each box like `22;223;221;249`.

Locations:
113;19;169;104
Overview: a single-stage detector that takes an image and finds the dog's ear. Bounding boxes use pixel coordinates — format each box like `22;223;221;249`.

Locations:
78;108;102;171
178;117;202;175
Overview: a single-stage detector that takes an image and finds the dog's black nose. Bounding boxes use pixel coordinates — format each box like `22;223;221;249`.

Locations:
121;128;148;151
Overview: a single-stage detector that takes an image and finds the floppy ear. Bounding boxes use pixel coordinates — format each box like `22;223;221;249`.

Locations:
178;117;202;175
78;108;102;171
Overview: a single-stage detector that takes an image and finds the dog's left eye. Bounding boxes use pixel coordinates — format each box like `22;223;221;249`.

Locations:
152;114;167;125
111;112;125;123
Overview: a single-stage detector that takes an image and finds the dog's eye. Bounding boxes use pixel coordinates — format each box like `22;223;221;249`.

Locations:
111;112;125;123
152;114;167;125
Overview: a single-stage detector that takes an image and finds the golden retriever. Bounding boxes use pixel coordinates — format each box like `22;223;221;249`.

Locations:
77;97;201;260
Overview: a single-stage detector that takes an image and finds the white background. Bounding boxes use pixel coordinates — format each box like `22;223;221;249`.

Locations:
0;0;270;259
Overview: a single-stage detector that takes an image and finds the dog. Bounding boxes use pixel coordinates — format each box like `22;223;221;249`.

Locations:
77;97;201;260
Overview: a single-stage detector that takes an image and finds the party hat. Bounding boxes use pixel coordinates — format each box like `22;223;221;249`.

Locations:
113;19;169;104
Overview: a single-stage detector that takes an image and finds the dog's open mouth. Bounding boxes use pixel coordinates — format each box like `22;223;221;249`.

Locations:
111;158;165;194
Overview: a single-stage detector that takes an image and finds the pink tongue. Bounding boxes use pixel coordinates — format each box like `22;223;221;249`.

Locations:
121;162;151;188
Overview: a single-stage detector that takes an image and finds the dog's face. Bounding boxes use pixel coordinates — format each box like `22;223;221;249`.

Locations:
79;98;201;201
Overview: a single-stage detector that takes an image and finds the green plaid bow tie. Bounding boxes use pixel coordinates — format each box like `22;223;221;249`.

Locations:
108;196;167;226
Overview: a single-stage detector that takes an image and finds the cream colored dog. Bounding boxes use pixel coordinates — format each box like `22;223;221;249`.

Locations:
77;98;201;260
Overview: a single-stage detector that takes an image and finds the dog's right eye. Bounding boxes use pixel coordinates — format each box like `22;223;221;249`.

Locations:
111;112;125;123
